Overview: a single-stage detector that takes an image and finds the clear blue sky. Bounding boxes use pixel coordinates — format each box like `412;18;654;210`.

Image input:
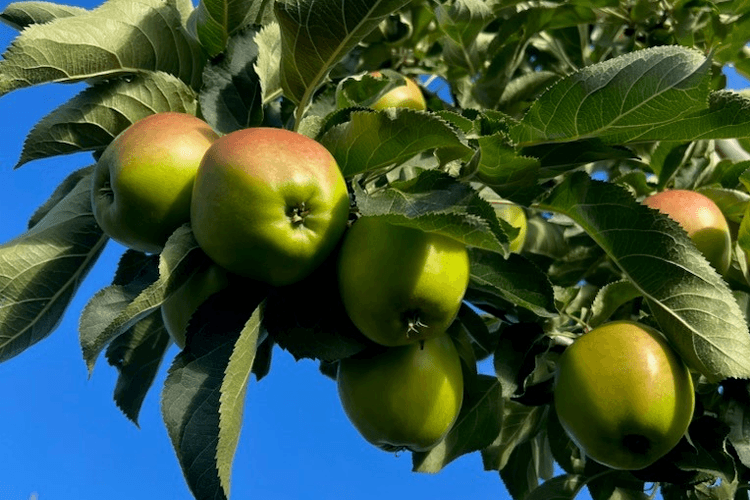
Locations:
1;2;749;499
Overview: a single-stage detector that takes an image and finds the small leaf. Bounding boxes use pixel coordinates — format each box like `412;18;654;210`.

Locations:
475;133;542;206
510;46;711;146
191;0;273;57
588;279;642;328
0;172;107;363
467;248;557;318
79;226;206;373
412;375;503;473
525;474;585;500
200;27;266;134
105;309;172;425
481;401;546;471
0;0;205;96
319;108;472;177
0;1;87;30
539;172;750;382
352;170;510;254
16;71;198;168
274;0;411;108
254;21;282;104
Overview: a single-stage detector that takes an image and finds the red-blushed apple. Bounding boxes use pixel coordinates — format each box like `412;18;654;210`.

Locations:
92;112;220;253
190;127;350;287
643;190;731;274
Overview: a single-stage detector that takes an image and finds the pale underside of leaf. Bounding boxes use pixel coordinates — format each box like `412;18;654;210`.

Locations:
0;173;107;363
17;71;198;168
0;0;204;96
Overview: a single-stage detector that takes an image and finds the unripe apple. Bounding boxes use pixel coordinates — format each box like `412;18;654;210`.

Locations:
492;201;527;253
643;190;731;274
337;333;464;452
337;217;470;346
370;72;427;111
554;320;695;470
161;263;230;349
190;127;350;286
92;112;219;253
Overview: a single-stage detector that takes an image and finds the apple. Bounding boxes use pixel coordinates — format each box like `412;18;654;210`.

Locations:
643;190;731;274
161;263;230;349
492;201;527;253
337;216;470;346
337;333;464;452
554;320;695;470
370;72;427;111
190;127;350;286
92;112;220;253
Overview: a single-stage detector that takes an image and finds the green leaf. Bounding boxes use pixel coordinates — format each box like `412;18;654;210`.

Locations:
475;133;542;206
435;0;493;48
466;248;557;318
0;172;107;363
510;46;712;146
352;170;511;255
588;279;642;328
190;0;273;57
525;474;585;500
161;290;265;500
0;1;87;30
412;375;503;473
105;309;172;426
199;27;264;134
538;172;750;382
318;108;472;177
481;401;546;471
217;305;265;495
0;0;205;96
274;0;411;109
79;225;207;373
254;21;282;104
16;71;198;168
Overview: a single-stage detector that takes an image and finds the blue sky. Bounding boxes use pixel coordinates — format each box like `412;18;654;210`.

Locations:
2;2;750;499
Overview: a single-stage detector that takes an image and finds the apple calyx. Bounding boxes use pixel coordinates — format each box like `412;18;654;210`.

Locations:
404;311;428;338
623;434;651;455
288;202;311;225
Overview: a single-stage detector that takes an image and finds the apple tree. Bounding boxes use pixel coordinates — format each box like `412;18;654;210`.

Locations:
4;0;750;498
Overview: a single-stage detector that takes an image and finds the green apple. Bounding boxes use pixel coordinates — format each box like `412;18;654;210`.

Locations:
190;127;350;286
161;263;230;349
554;320;695;470
370;72;427;111
337;216;470;346
492;201;527;253
337;333;464;452
92;112;220;253
643;189;731;274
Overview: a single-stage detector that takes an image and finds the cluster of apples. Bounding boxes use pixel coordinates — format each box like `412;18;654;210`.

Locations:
91;75;474;452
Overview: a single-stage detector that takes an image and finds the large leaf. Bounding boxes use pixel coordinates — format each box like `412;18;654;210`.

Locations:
0;1;87;30
16;71;198;168
0;170;107;363
0;0;205;96
538;172;750;382
190;0;273;57
161;291;265;500
274;0;411;110
510;46;712;146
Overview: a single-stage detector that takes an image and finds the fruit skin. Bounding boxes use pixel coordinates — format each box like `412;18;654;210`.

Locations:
92;112;220;253
337;217;470;346
161;263;230;349
337;334;464;452
554;320;695;471
643;190;731;275
191;127;350;286
492;201;527;253
371;72;427;111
